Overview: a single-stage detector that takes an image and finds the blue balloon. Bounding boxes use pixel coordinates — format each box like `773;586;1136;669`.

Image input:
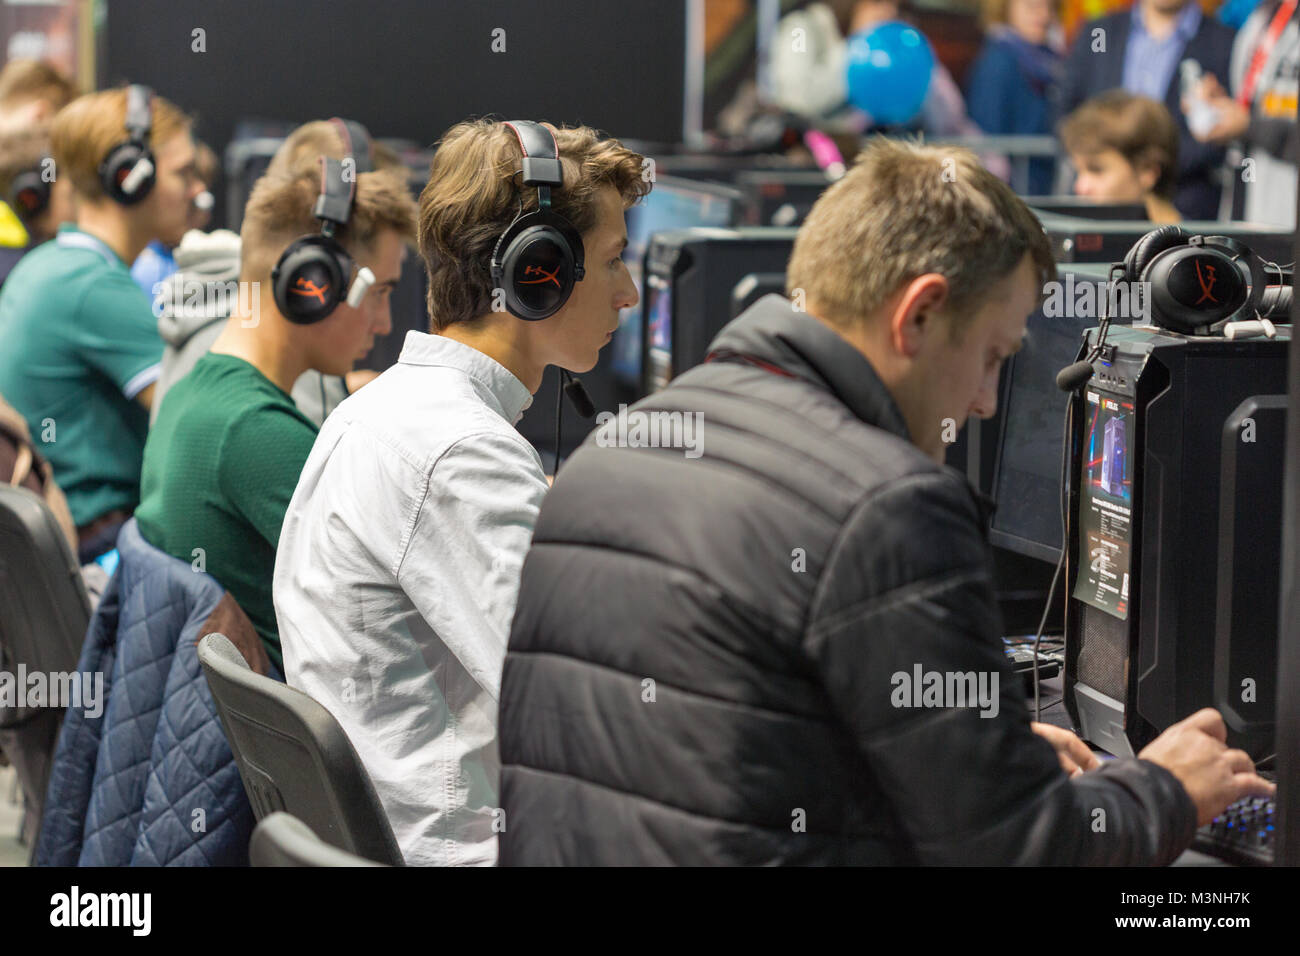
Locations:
845;21;934;127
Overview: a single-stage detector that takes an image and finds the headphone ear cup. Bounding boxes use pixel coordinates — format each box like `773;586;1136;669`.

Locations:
10;171;49;219
99;142;155;205
272;236;349;324
1124;225;1187;281
492;211;586;321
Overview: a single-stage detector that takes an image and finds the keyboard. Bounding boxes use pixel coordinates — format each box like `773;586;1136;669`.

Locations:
1191;777;1276;866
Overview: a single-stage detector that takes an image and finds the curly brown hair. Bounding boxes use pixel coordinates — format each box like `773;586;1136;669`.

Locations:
417;119;651;331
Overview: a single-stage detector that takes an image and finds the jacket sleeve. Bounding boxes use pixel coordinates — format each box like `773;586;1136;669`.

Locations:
805;469;1198;865
965;43;1014;134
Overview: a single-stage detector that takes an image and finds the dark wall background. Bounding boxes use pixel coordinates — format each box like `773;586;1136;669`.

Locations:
101;0;686;229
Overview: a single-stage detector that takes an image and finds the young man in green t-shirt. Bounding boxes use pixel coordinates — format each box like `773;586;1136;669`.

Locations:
135;160;415;671
0;85;202;561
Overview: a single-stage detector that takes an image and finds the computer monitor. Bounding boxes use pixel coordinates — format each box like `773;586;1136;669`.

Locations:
609;175;746;386
1034;211;1296;266
989;263;1113;563
1023;196;1147;220
733;170;834;227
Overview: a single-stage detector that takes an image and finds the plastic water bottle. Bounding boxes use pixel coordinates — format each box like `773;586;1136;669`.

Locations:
1180;59;1221;139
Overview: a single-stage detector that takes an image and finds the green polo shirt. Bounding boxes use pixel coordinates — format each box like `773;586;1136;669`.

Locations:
0;225;162;526
136;352;319;671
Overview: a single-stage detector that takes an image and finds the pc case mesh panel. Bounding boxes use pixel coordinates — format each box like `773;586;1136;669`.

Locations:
1076;605;1128;700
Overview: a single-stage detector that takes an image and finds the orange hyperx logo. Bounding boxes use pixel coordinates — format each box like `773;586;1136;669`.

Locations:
520;264;561;289
1194;260;1219;304
290;277;329;303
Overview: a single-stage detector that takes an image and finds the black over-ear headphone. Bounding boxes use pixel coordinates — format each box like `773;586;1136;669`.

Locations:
271;119;379;323
99;84;156;205
271;157;377;323
490;120;585;320
9;165;50;221
1121;225;1289;336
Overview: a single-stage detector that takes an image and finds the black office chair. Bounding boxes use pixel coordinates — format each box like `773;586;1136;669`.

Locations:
0;484;91;857
196;633;405;866
250;811;385;867
0;484;91;722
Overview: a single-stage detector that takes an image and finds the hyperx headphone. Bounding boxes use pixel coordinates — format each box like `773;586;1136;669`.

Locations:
271;118;377;324
99;84;157;205
490;120;585;320
9;164;50;221
1119;225;1292;336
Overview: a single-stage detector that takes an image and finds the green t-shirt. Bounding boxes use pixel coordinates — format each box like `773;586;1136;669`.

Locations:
136;352;319;671
0;225;163;526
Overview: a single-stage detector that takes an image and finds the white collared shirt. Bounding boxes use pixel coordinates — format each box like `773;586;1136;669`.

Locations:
273;331;547;866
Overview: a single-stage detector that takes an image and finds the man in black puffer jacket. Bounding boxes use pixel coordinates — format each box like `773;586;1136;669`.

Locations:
497;138;1274;865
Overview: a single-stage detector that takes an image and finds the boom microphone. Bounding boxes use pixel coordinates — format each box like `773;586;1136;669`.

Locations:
563;374;595;418
1056;359;1095;393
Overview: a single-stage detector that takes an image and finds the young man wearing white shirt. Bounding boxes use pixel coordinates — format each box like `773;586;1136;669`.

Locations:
273;119;649;866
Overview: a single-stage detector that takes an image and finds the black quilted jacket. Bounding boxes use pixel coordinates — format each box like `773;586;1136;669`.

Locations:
498;294;1197;865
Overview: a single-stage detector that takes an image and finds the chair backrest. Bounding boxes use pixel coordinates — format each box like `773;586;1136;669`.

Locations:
0;484;90;727
250;811;385;867
197;632;404;866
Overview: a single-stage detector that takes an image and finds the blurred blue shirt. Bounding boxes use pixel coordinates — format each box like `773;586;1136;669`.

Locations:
1122;2;1203;101
130;240;177;299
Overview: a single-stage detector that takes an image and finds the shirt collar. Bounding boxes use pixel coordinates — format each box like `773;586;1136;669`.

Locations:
397;330;534;423
55;224;126;268
1131;1;1202;42
707;294;912;443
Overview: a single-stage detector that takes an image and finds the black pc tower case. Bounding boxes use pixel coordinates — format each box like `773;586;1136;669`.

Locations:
641;227;799;395
1064;323;1291;761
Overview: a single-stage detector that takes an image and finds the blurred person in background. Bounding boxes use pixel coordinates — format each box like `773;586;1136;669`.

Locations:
966;0;1065;195
1187;0;1297;228
0;87;202;562
0;122;77;285
131;139;218;295
1061;90;1183;222
0;60;75;270
1057;0;1234;219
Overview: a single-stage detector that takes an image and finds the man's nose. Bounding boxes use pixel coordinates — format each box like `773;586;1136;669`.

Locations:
971;380;999;419
373;298;393;336
618;271;639;310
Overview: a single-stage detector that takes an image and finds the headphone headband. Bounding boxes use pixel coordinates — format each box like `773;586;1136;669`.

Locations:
329;117;373;174
124;84;153;143
503;121;563;188
313;156;356;228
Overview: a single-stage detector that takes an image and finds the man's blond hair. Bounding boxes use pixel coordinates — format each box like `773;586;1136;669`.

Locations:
265;119;404;180
239;166;417;289
51;87;192;201
786;138;1055;338
0;123;52;198
0;59;75;112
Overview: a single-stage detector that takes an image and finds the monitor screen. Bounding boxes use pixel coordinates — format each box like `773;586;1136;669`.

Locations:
644;273;673;388
1072;388;1136;620
990;301;1102;562
610;177;739;383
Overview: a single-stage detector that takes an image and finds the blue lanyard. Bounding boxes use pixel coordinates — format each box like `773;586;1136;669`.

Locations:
56;230;121;268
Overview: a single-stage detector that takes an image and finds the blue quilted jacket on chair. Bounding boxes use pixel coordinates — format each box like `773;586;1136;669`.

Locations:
35;519;276;866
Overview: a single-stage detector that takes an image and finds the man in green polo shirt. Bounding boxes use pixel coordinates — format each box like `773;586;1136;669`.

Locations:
0;85;201;561
135;162;414;671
